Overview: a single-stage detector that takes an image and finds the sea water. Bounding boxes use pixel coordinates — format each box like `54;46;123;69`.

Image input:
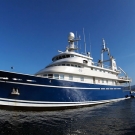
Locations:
0;99;135;135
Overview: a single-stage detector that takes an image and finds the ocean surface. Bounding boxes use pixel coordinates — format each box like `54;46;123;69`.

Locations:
0;99;135;135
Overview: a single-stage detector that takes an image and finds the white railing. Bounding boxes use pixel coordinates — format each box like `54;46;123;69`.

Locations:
92;62;111;69
119;76;131;80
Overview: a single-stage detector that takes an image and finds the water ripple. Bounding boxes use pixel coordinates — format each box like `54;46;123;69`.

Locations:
0;99;135;135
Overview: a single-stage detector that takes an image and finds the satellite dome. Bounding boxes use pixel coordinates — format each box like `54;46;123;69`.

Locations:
68;32;75;40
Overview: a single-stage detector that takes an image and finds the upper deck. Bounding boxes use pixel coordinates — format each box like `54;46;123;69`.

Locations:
35;32;131;85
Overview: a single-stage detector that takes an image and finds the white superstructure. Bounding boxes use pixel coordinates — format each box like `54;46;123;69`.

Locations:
36;32;131;86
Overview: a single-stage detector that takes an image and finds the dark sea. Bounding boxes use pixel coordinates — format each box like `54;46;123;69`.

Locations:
0;99;135;135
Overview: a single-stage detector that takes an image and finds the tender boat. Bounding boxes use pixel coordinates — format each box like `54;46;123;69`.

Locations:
0;32;132;110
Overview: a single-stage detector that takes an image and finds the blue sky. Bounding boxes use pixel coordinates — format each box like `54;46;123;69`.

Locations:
0;0;135;84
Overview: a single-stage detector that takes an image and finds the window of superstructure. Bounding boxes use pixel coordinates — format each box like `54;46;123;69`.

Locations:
67;64;70;66
80;77;84;81
69;75;73;80
78;65;81;68
93;77;95;83
98;79;100;83
71;54;74;57
66;55;70;58
71;64;74;67
59;56;62;59
60;74;64;79
62;64;65;66
62;55;66;58
91;67;93;70
75;65;77;67
43;74;47;77
48;74;53;78
54;74;59;79
52;57;56;61
102;79;104;83
83;60;88;64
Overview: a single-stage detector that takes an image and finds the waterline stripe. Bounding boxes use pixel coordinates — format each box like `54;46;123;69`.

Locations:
0;80;121;90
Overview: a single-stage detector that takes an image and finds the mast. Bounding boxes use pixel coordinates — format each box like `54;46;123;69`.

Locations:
83;28;86;54
101;39;112;68
101;39;106;67
89;33;92;57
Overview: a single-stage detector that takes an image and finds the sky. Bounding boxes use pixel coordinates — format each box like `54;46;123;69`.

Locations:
0;0;135;84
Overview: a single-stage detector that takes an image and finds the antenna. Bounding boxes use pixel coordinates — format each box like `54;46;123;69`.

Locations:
89;33;92;57
80;43;81;51
76;31;78;53
83;28;86;54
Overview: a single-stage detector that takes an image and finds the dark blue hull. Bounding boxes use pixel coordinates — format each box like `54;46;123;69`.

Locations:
0;70;131;110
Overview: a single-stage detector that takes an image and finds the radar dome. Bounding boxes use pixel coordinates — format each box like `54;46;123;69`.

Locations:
68;32;75;40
